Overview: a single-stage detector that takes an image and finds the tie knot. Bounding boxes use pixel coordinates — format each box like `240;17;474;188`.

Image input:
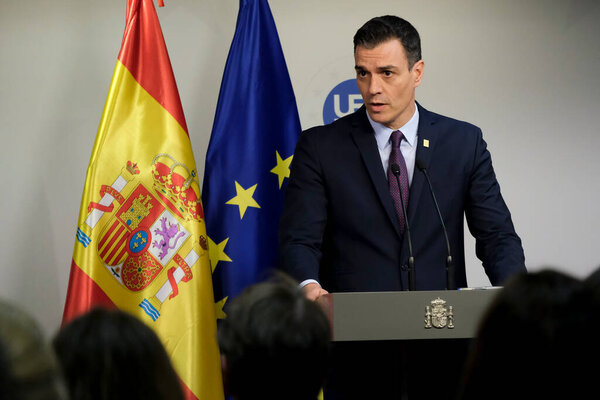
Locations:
391;130;404;148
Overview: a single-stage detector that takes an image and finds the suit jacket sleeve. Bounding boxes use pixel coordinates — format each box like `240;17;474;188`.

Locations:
278;128;328;283
465;129;526;284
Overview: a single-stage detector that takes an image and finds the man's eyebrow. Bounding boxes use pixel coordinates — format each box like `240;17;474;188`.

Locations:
377;65;398;71
354;65;399;71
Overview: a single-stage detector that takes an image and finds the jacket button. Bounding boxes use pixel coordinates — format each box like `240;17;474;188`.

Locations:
401;264;408;271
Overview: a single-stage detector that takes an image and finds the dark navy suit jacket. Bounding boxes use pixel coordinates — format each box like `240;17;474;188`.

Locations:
279;103;525;292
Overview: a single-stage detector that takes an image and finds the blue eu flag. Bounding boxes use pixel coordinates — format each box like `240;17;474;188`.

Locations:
202;0;301;315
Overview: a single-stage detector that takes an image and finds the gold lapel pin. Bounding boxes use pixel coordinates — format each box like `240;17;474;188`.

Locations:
423;139;430;148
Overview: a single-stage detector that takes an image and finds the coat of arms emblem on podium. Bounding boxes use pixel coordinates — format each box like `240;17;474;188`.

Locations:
425;297;455;329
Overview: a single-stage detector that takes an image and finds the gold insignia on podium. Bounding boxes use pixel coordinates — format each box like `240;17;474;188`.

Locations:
425;297;454;329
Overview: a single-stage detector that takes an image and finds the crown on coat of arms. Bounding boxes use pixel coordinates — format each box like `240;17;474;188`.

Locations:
126;161;141;175
431;298;446;307
151;154;204;222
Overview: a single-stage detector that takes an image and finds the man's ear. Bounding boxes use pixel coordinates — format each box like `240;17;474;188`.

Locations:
412;59;425;87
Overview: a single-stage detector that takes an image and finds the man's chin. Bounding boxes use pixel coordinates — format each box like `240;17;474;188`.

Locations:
367;110;390;125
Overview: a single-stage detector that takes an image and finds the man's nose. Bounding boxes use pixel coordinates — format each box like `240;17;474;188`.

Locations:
368;75;382;95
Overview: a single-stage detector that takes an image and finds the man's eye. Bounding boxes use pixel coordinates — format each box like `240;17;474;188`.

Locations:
357;71;367;77
384;71;392;76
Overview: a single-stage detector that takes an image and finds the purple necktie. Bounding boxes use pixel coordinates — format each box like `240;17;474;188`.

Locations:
388;130;409;233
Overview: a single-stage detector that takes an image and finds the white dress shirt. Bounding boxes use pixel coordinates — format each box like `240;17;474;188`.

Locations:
367;104;419;186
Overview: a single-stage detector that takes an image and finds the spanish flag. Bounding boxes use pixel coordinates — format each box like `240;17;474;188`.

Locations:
62;1;223;399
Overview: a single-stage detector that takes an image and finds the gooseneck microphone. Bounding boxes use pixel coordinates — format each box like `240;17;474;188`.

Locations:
415;159;455;290
391;163;416;291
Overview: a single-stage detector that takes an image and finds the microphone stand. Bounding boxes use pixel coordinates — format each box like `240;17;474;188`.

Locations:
417;160;455;290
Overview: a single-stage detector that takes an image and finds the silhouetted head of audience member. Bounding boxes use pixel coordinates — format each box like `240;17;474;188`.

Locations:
53;307;183;400
218;276;331;400
560;265;600;389
582;264;600;292
0;299;67;400
458;269;581;400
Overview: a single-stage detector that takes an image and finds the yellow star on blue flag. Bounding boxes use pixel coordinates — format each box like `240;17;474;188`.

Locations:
225;181;261;219
271;151;293;189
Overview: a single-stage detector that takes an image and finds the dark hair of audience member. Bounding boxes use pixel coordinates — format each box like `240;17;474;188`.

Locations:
457;269;581;400
0;299;68;400
561;265;600;393
0;343;10;398
582;264;600;290
53;307;183;400
217;275;331;400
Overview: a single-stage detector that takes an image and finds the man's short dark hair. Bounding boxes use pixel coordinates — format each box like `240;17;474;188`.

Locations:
353;15;422;69
218;276;331;400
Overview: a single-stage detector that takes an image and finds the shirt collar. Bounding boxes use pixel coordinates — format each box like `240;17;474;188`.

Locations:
367;104;419;150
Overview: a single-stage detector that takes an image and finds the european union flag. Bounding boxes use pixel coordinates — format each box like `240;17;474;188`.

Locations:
202;0;301;315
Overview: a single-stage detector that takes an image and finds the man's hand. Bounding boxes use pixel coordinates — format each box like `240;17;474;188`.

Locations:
303;282;329;301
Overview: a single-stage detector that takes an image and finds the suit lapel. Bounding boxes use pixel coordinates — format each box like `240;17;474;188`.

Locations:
350;107;402;237
407;103;437;223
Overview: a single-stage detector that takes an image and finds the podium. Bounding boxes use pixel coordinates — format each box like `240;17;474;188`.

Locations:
327;288;501;341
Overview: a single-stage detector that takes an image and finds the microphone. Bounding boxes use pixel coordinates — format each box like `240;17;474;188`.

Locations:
391;163;416;291
415;159;455;290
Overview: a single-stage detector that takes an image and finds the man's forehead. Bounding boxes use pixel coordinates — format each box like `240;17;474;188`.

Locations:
354;53;407;70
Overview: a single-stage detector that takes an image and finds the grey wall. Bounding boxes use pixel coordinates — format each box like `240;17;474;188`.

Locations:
1;0;599;335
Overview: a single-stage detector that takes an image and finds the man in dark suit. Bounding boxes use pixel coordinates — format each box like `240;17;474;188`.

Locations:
279;15;526;399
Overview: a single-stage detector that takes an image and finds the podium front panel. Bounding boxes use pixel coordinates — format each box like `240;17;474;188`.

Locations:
330;289;500;341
